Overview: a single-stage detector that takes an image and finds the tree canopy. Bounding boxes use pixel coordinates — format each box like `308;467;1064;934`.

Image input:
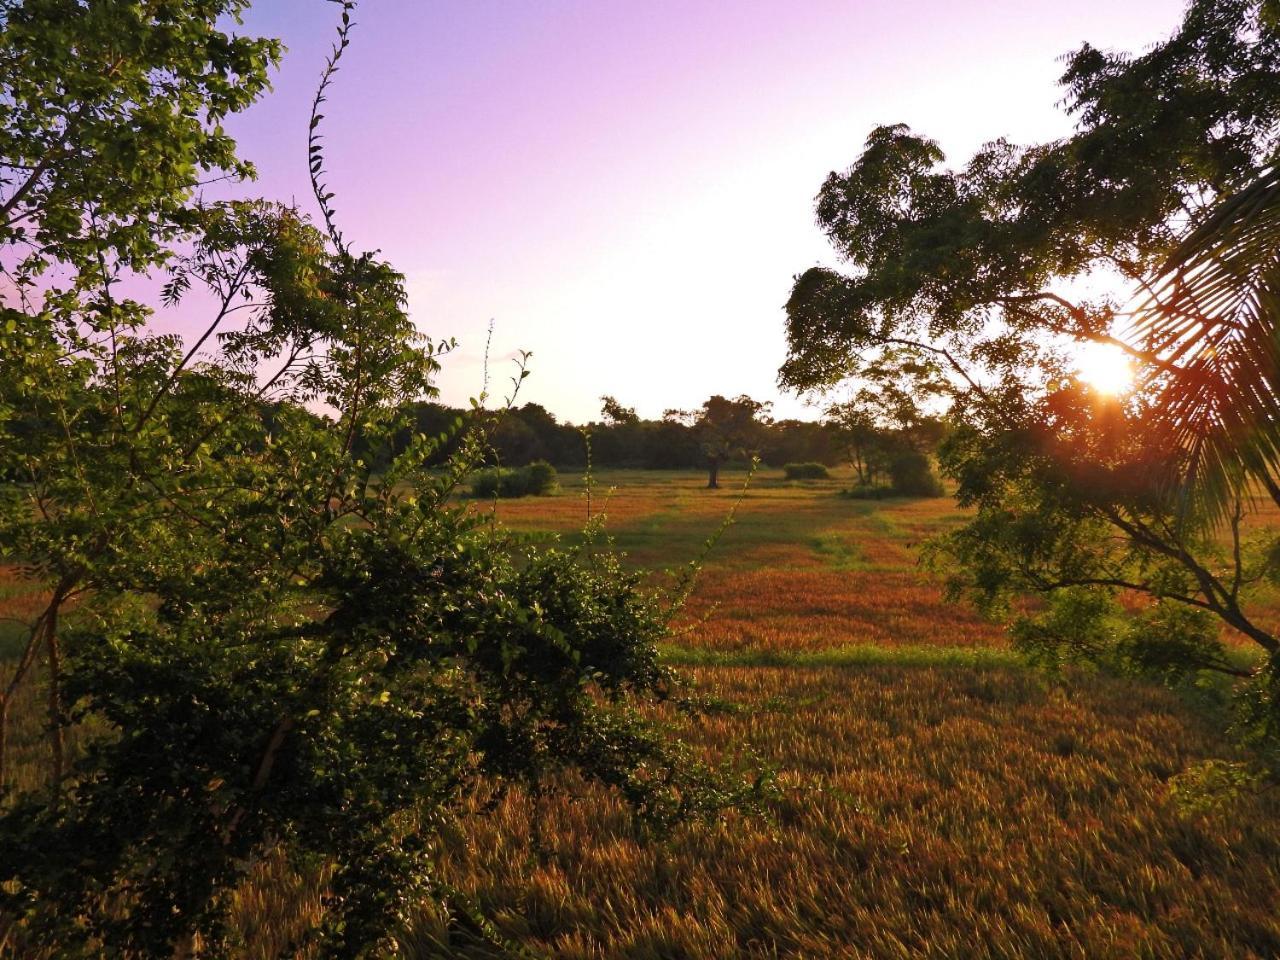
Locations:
0;3;762;955
782;0;1280;765
782;0;1280;402
666;395;771;488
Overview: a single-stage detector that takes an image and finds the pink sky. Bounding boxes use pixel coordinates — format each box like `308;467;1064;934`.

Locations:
216;0;1187;423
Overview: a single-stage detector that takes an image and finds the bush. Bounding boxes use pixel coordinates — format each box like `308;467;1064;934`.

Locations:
523;459;559;495
888;450;944;497
471;461;559;499
844;483;894;500
498;468;530;498
471;467;504;498
783;462;830;480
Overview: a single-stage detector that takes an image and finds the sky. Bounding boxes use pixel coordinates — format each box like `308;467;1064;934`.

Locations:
209;0;1189;424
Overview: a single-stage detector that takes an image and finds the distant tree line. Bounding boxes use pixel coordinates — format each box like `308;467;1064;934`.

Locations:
358;392;946;484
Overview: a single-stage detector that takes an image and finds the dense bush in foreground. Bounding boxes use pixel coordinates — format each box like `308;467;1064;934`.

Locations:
0;4;751;955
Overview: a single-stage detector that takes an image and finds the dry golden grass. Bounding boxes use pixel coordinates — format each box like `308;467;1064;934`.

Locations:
409;667;1280;958
6;471;1280;958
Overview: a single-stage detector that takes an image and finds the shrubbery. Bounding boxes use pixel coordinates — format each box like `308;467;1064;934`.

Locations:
472;459;559;498
844;483;894;500
887;450;944;497
783;462;830;480
840;451;944;499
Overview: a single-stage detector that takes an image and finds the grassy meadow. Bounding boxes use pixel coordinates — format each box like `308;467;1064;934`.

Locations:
5;468;1280;958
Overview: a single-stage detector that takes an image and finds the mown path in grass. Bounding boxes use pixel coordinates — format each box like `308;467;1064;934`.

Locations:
482;468;1006;653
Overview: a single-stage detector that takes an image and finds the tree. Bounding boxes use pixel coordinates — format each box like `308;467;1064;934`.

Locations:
0;3;757;955
669;394;770;488
600;394;639;426
824;348;947;487
0;0;283;796
781;0;1280;755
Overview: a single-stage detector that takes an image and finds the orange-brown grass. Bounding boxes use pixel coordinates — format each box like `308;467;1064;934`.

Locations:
0;564;42;629
406;667;1280;958
12;664;1276;958
482;470;1004;652
7;476;1280;958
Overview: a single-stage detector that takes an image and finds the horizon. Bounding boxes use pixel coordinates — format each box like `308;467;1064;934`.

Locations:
208;0;1186;423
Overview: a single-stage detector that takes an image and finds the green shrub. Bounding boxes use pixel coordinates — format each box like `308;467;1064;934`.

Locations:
888;450;944;497
471;461;559;499
471;467;504;498
498;468;530;498
844;483;894;500
783;462;830;480
523;459;559;495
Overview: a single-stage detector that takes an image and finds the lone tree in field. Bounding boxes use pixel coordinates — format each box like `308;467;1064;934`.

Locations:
782;0;1280;762
668;394;770;488
0;3;757;955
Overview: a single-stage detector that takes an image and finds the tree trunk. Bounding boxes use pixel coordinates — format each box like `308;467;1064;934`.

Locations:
46;609;64;788
707;458;720;488
0;696;8;791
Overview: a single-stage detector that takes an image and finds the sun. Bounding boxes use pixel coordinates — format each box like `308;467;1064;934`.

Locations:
1074;341;1134;396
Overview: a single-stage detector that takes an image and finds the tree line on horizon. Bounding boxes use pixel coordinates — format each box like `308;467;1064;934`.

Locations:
356;391;946;486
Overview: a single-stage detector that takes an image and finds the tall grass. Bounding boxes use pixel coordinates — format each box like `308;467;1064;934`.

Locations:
6;471;1280;957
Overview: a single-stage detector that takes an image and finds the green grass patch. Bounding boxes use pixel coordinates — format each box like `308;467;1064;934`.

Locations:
809;531;865;570
658;642;1023;670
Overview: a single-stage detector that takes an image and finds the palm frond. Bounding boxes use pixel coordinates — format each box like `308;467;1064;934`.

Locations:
1129;167;1280;525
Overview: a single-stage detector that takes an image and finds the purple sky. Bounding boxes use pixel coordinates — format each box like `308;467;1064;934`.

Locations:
216;0;1187;423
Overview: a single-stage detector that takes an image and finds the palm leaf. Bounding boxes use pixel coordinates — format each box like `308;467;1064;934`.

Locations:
1129;167;1280;525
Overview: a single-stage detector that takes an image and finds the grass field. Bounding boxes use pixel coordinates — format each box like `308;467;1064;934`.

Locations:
482;469;1006;654
5;468;1280;958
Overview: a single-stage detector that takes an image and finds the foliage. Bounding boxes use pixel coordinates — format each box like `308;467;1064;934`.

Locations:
366;399;841;473
599;394;639;426
886;450;944;498
1134;166;1280;526
924;384;1278;682
842;482;894;500
470;460;559;499
823;348;949;487
522;459;559;495
1169;759;1267;818
0;3;754;955
781;0;1280;759
782;462;830;480
667;395;772;488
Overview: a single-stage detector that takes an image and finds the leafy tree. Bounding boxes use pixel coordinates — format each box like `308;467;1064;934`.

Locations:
757;418;839;470
824;348;947;486
0;3;758;955
600;394;639;426
0;0;283;794
781;0;1280;752
668;394;770;488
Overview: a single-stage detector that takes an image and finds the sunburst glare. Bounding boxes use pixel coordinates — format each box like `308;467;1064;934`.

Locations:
1074;341;1134;395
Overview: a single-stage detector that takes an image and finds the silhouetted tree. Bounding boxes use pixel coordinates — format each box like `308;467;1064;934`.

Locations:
668;395;770;488
780;0;1280;763
600;395;639;426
